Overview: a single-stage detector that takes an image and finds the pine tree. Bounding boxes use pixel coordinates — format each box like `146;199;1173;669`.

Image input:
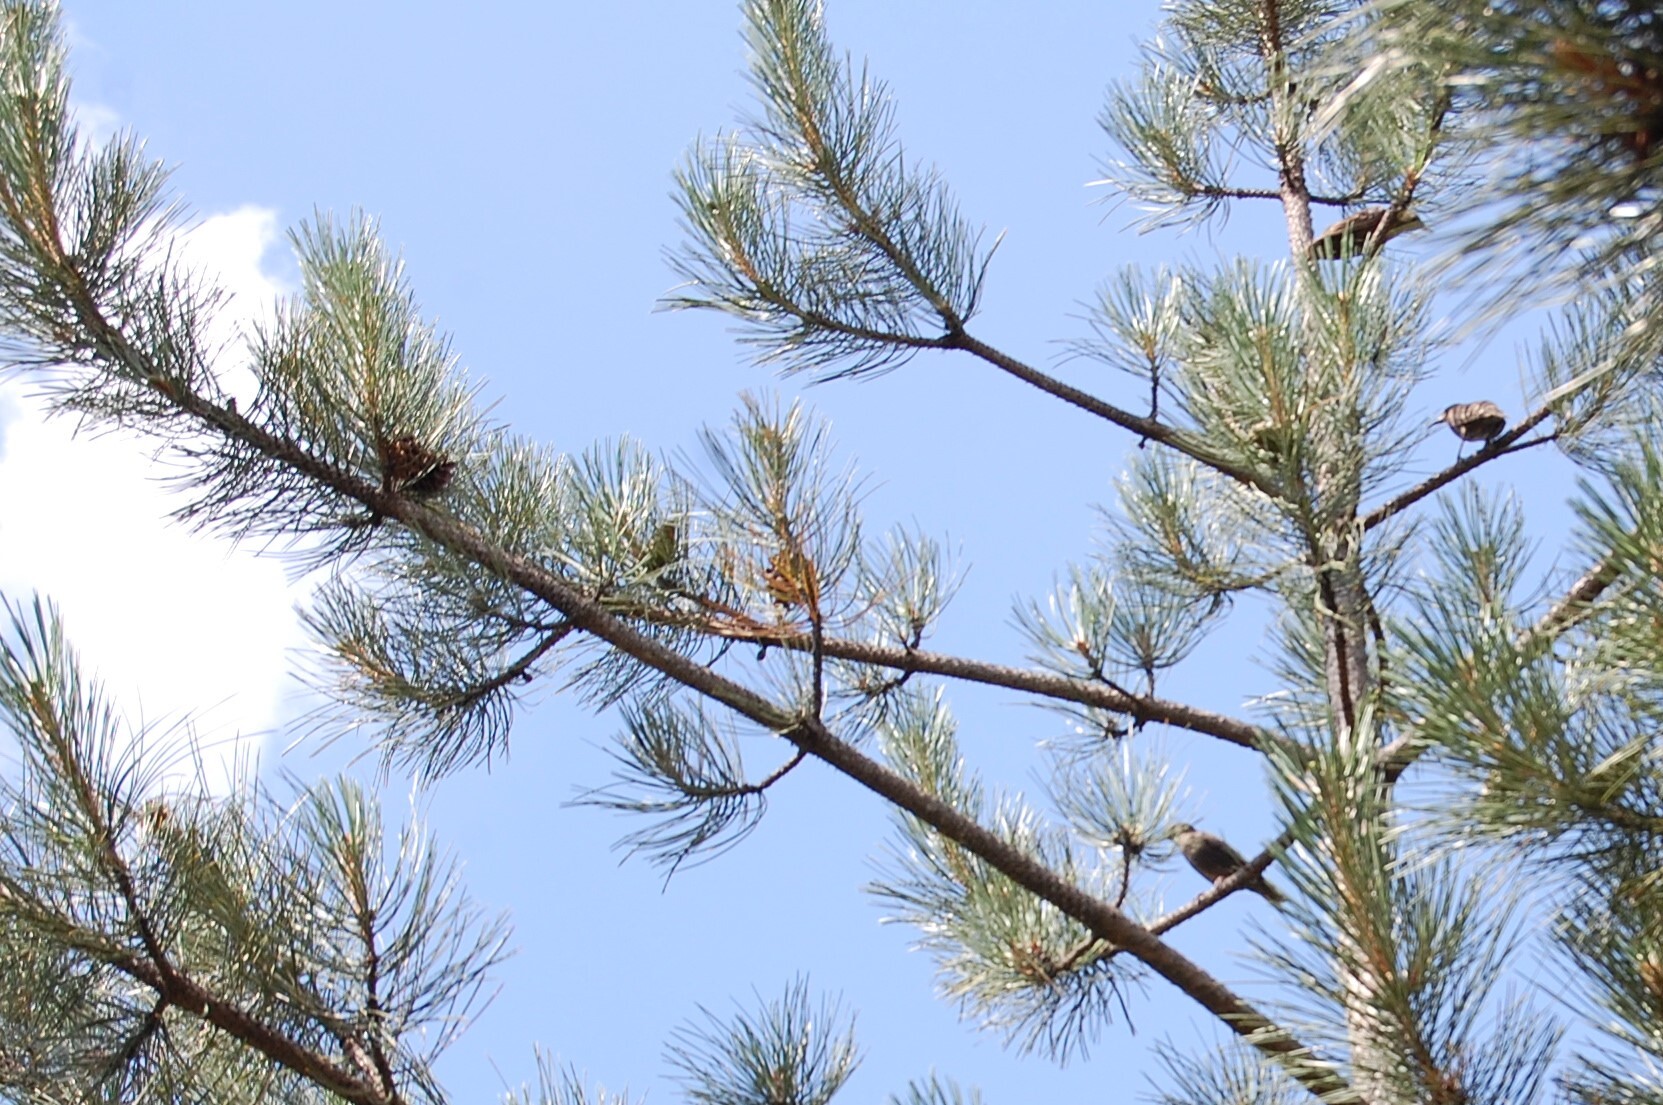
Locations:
0;0;1660;1103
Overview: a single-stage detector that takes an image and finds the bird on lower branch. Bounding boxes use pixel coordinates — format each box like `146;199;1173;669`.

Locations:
1170;822;1287;905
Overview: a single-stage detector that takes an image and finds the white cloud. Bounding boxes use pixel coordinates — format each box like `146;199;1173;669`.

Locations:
178;206;286;402
0;206;302;788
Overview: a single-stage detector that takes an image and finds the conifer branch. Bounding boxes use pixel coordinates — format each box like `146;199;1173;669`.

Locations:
11;1;1644;1098
728;627;1285;755
1362;405;1559;531
945;331;1287;498
25;682;402;1103
111;951;401;1105
1531;552;1622;640
380;484;1344;1097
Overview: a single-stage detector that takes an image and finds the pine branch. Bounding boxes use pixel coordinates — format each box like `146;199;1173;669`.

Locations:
10;235;1345;1092
782;713;1352;1101
1378;540;1630;784
73;340;1341;1096
14;2;1629;1096
721;627;1286;755
1257;0;1378;738
434;623;575;714
1361;407;1559;532
109;950;399;1105
630;564;1275;752
0;10;1349;1083
370;486;1345;1096
1137;826;1296;940
1261;0;1315;256
1530;551;1623;639
37;696;402;1104
1188;185;1366;205
349;871;400;1101
945;331;1287;499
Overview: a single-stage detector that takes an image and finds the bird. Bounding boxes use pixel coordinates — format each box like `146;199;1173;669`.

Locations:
1430;400;1506;444
763;546;819;612
641;522;681;573
1170;823;1287;905
1308;207;1425;261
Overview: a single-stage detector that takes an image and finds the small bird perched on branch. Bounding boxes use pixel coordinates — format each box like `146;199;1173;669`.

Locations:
763;546;820;612
1308;207;1425;261
1170;823;1287;905
1430;400;1506;444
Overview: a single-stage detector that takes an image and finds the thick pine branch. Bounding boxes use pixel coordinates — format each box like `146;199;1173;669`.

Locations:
111;951;399;1105
296;423;1347;1096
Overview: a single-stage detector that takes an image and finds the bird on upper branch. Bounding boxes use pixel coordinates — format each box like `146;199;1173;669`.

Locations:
1308;206;1425;261
1430;400;1506;448
1170;822;1287;905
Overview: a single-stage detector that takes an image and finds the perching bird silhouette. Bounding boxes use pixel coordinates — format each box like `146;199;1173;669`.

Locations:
1308;207;1425;260
1430;401;1507;449
1170;823;1286;905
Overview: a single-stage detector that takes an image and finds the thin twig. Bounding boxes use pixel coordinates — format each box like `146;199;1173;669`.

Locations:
1186;184;1366;205
946;330;1286;498
743;629;1285;755
1139;826;1296;939
433;623;574;714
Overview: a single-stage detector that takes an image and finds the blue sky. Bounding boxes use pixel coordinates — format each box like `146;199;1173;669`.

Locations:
0;2;1566;1102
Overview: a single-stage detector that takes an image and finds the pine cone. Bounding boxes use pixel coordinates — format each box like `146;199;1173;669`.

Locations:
377;433;457;498
642;522;681;573
1430;401;1506;442
1308;207;1425;261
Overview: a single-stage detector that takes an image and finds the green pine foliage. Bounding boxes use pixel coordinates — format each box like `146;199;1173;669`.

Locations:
1;0;1661;1102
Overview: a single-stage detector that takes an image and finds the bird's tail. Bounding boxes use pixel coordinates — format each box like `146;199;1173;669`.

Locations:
1254;878;1289;905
